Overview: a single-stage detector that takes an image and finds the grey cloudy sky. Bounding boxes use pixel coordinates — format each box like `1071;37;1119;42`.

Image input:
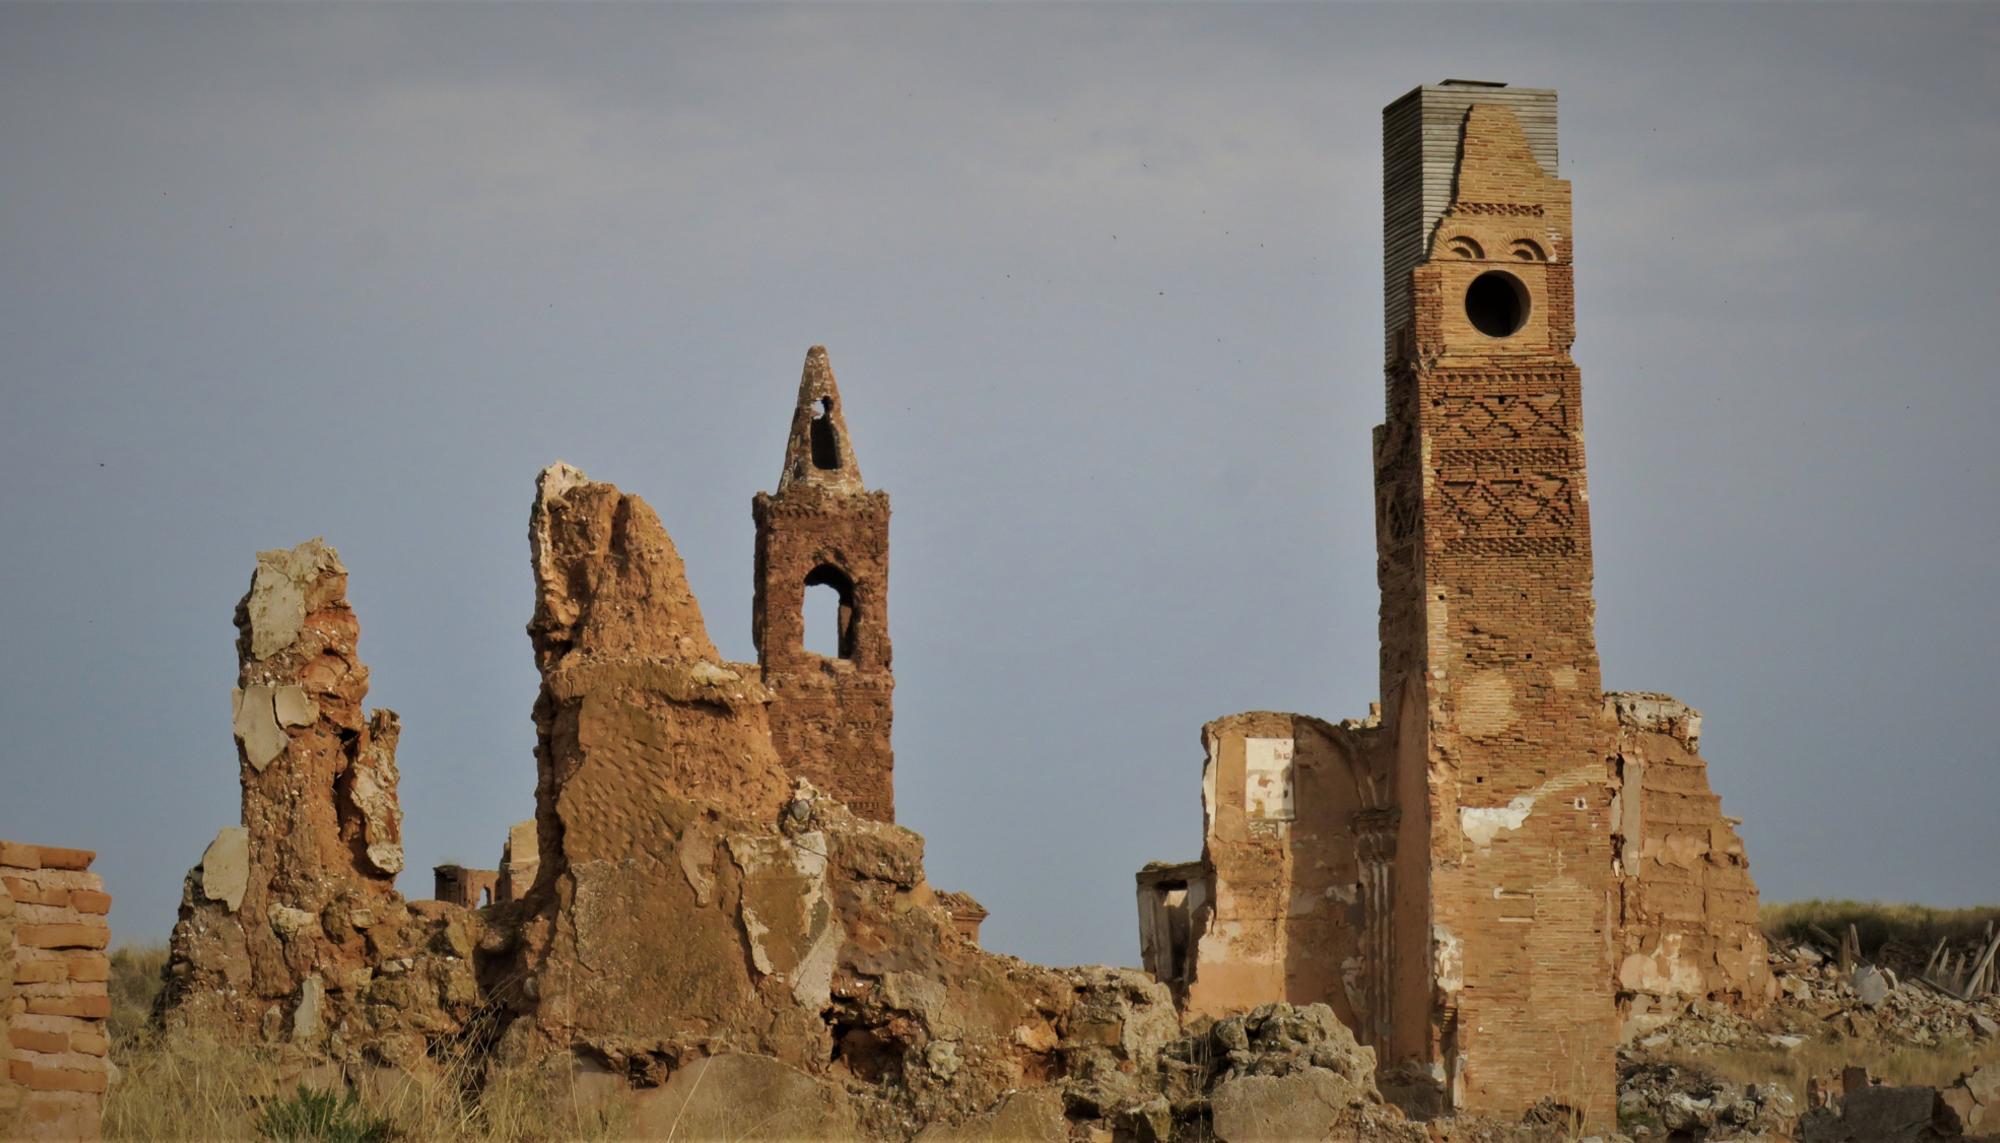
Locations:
2;2;1995;968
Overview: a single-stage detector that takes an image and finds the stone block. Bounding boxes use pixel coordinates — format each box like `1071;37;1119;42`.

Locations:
34;848;95;872
63;953;107;983
1211;1067;1369;1142
17;924;108;951
2;878;67;907
20;1063;110;1094
8;1027;70;1054
68;891;110;916
26;994;111;1019
13;959;67;985
0;841;43;869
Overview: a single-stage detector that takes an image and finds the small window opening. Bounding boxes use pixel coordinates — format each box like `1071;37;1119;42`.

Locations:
810;397;840;470
803;564;857;659
1464;270;1530;338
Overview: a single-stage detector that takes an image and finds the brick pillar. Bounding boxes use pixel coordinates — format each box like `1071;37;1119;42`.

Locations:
1;840;112;1140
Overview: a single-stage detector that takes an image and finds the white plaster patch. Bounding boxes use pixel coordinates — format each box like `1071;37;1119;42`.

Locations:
1200;736;1219;838
1433;924;1464;994
1459;796;1535;848
1244;737;1295;821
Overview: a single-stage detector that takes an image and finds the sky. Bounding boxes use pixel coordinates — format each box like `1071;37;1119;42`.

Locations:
1;2;1996;970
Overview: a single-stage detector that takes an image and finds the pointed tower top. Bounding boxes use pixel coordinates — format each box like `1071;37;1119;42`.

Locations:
775;345;867;495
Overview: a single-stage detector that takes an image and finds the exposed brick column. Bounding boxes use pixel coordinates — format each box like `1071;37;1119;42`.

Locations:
1;841;112;1140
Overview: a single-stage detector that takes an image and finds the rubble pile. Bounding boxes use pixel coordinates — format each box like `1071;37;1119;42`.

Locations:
1617;1059;1796;1139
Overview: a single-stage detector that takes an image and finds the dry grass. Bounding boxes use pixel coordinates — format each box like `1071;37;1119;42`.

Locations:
101;944;627;1141
1762;900;2000;960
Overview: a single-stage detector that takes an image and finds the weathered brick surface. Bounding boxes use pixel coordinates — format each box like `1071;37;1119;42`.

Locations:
752;347;896;822
1;840;110;1139
1137;82;1771;1132
1372;94;1620;1124
1608;693;1773;1035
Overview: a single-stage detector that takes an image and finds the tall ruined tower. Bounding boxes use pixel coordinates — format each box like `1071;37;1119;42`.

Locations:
753;346;895;820
1373;83;1618;1120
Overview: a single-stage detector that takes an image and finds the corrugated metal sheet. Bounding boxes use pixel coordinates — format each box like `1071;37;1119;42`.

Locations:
1382;83;1557;356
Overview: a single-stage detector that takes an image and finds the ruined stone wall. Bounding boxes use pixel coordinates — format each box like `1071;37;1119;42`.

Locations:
497;461;1209;1139
1375;90;1618;1122
160;540;480;1070
754;348;895;822
1609;693;1773;1036
1160;713;1388;1033
494;820;537;903
433;866;499;909
1;841;111;1140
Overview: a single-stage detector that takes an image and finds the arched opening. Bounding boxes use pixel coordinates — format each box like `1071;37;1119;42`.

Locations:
1464;270;1530;338
478;886;492;908
810;397;841;470
803;564;857;659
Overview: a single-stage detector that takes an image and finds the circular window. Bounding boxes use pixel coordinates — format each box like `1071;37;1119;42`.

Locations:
1464;270;1530;338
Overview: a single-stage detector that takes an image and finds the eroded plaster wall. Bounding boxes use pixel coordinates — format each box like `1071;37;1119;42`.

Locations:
1173;713;1386;1032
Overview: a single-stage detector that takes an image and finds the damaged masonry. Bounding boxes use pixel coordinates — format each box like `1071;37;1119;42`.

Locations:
113;79;1782;1141
1136;82;1772;1127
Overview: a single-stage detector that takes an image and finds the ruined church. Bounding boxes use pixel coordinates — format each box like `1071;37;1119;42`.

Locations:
1;80;1777;1139
1136;81;1771;1120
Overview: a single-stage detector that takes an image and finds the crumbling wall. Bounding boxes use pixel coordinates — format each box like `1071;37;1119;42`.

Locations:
494;820;537;903
1608;692;1773;1036
159;540;480;1070
495;463;1205;1137
1147;712;1387;1033
432;866;499;909
753;347;896;822
1;841;112;1140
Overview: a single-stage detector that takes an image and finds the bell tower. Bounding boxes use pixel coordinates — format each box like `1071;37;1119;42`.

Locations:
753;346;895;820
1373;83;1618;1122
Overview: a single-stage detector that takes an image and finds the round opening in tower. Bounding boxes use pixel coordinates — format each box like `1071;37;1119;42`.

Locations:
1464;270;1530;338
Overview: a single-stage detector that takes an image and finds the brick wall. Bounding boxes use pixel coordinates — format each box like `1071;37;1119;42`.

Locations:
1;840;111;1140
1609;694;1774;1034
1376;91;1617;1123
754;347;896;822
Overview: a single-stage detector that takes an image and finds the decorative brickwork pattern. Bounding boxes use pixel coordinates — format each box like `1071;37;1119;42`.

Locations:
752;347;895;822
1375;96;1619;1124
1141;83;1769;1132
1;841;111;1141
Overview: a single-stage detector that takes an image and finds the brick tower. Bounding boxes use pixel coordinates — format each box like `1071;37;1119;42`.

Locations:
753;346;895;821
1373;83;1618;1121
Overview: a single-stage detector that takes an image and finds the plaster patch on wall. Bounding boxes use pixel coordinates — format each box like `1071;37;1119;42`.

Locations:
1201;736;1219;838
1433;924;1464;994
1244;737;1295;821
1459;796;1535;848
